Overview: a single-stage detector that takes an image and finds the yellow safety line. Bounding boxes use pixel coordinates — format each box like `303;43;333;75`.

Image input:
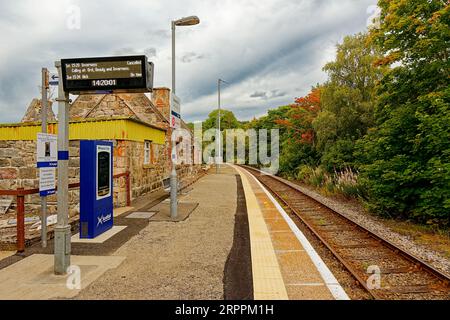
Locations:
233;165;289;300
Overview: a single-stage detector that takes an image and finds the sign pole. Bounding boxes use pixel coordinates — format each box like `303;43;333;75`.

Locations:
54;61;71;275
170;20;178;219
41;68;48;248
216;79;227;173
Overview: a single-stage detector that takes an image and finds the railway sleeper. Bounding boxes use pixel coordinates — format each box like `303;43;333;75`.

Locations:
331;242;380;249
380;284;447;294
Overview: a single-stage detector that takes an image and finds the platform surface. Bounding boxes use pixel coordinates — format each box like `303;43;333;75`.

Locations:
76;167;239;299
234;166;288;300
113;206;134;217
147;201;199;222
125;211;157;219
71;226;127;244
0;254;124;299
0;166;346;300
233;165;348;300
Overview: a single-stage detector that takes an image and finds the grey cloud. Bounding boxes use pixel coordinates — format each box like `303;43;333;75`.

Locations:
250;90;286;100
0;62;42;123
176;1;371;104
271;90;287;98
146;29;170;39
113;47;157;58
0;0;377;124
250;91;268;99
180;52;206;63
145;48;157;58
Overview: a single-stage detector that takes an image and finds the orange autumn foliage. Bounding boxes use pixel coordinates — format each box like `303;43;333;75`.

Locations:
294;87;321;114
275;88;321;145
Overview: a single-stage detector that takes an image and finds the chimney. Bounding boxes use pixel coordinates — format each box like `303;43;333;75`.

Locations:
151;87;171;120
21;98;56;123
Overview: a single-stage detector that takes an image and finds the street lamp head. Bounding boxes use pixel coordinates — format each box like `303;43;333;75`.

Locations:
174;15;200;26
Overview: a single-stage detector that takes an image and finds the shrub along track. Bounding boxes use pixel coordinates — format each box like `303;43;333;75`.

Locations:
240;165;450;300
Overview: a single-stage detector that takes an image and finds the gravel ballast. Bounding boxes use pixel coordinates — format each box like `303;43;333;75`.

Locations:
284;179;450;277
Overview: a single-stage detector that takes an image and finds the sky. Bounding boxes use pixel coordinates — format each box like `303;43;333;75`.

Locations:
0;0;377;124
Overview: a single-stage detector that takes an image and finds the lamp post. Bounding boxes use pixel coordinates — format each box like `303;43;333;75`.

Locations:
170;15;200;219
216;78;228;174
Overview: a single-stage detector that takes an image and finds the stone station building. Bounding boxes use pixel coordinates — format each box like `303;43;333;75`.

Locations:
0;88;201;245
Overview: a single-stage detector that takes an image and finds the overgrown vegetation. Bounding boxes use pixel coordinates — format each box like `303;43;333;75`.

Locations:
243;0;449;228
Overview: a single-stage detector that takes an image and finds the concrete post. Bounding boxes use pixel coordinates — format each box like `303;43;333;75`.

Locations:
41;67;48;248
54;61;71;275
170;20;178;219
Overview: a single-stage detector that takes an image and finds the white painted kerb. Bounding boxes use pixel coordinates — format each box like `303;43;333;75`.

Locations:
246;169;350;300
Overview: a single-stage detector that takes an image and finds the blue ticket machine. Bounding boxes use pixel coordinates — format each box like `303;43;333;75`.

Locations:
80;140;114;238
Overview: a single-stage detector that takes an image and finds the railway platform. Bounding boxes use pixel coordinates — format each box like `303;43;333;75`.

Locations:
0;164;348;300
233;165;348;300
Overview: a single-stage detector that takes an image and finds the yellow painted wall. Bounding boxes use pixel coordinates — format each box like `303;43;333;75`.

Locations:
0;118;166;144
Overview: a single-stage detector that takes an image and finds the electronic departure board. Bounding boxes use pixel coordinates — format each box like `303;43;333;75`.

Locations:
61;55;153;94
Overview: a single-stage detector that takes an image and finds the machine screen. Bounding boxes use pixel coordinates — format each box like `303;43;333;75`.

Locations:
97;151;110;197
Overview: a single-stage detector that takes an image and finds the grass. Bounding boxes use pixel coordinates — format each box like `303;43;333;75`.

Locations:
295;165;363;199
284;165;450;260
291;166;450;261
382;219;450;259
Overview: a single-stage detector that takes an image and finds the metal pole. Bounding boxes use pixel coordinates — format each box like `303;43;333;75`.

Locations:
170;21;178;219
172;21;176;95
16;189;25;253
216;79;221;173
54;61;71;275
40;68;48;248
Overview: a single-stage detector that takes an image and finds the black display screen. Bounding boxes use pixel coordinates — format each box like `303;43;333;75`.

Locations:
61;55;153;94
97;151;110;197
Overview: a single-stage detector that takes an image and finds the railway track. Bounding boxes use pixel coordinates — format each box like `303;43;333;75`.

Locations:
240;165;450;300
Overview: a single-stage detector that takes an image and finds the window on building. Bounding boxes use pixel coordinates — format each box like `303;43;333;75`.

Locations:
144;140;151;165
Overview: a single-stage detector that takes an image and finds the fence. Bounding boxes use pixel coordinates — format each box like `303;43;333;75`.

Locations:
0;171;130;252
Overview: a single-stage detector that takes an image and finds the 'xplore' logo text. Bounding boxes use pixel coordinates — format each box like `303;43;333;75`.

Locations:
97;213;112;227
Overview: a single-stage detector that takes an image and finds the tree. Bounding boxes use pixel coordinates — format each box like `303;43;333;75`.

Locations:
357;0;450;226
272;88;322;173
202;109;240;131
313;32;387;171
201;109;241;159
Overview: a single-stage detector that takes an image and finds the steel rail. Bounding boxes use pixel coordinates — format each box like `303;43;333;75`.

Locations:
240;165;450;300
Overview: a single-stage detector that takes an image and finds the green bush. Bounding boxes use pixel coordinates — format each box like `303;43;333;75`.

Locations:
325;180;336;194
296;165;313;182
320;139;357;172
354;0;450;228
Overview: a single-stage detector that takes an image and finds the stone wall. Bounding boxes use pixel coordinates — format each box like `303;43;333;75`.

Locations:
0;140;80;218
116;140;201;200
0;139;201;218
125;140;168;199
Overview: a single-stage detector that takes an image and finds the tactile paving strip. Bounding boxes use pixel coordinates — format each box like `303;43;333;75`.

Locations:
234;166;289;300
234;165;339;300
